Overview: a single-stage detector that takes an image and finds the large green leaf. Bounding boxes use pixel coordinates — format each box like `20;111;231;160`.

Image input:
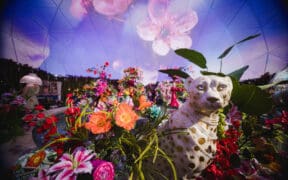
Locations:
236;34;261;44
218;45;234;59
218;34;261;59
158;69;190;79
258;81;285;90
200;71;226;77
228;65;249;81
231;84;273;115
175;49;207;69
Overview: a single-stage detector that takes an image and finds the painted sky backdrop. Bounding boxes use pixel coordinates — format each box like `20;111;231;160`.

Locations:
1;0;288;84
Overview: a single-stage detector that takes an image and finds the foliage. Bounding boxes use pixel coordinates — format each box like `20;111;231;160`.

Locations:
175;48;207;69
159;36;273;116
203;106;288;179
217;34;260;59
0;93;26;143
227;65;249;81
231;83;273;115
159;69;190;79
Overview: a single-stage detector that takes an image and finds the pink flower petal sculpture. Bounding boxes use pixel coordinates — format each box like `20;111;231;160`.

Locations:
137;0;198;56
92;0;133;17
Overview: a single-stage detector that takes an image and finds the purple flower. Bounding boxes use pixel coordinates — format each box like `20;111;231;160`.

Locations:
48;147;96;180
92;159;115;180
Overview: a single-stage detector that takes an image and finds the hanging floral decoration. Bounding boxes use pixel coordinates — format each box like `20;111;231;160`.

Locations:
137;0;198;56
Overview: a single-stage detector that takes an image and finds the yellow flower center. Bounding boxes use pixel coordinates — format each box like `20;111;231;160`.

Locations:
33;156;41;164
121;114;130;123
97;121;105;127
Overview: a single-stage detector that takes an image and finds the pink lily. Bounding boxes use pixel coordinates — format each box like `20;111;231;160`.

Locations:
29;168;51;180
48;147;96;180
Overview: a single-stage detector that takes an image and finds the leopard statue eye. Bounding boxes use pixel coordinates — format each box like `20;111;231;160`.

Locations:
196;84;205;91
217;84;227;91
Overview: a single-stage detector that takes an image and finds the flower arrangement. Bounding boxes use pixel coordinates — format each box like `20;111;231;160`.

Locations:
14;65;174;180
0;93;26;143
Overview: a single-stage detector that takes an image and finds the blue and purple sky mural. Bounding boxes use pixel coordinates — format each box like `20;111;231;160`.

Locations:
1;0;287;84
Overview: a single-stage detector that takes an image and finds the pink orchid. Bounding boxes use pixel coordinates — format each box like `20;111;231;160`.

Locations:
137;0;198;56
48;147;96;180
92;0;133;17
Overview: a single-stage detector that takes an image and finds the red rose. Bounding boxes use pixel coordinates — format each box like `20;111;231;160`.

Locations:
65;107;80;116
45;115;58;125
36;112;45;119
23;114;35;122
34;105;44;111
29;122;37;126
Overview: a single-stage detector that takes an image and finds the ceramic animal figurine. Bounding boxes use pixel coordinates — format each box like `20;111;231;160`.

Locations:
156;75;233;179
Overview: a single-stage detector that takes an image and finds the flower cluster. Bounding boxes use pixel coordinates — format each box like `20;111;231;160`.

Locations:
22;105;46;127
119;67;142;87
155;80;172;104
15;66;166;179
204;107;242;179
86;62;111;97
265;110;288;130
86;61;110;77
0;93;26;143
203;104;288;179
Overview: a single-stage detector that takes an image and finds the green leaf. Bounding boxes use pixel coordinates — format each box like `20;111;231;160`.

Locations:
236;33;261;44
175;49;207;69
218;45;234;59
200;71;226;77
218;34;261;59
228;65;249;81
158;69;190;79
241;120;252;137
231;84;273;115
258;81;285;90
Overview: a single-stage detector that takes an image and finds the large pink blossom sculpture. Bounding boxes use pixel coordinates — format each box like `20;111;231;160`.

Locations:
70;0;91;20
92;0;133;17
137;0;198;56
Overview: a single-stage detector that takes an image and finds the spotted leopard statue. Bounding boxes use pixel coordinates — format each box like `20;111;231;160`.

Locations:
154;75;233;179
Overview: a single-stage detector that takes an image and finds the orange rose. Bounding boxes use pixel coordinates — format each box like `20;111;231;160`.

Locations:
25;151;46;167
115;103;139;131
85;111;112;134
138;95;152;111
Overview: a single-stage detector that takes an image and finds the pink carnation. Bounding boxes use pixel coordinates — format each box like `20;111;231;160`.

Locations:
92;159;115;180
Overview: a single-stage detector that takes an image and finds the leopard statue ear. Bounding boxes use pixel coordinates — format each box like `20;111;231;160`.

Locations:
184;77;194;91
